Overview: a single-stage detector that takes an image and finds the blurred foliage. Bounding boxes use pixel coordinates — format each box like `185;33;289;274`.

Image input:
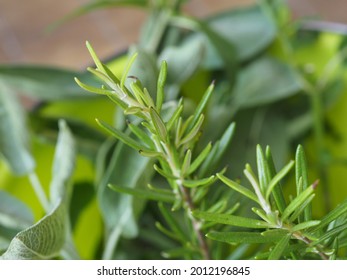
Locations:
1;0;347;259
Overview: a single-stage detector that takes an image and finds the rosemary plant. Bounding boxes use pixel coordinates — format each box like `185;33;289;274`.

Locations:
195;145;347;260
76;42;235;259
76;40;347;260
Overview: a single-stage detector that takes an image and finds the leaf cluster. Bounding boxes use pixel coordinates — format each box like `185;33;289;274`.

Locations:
1;0;347;260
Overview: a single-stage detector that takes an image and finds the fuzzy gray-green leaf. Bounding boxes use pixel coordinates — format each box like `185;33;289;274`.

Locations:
0;190;34;230
0;82;35;175
49;120;76;205
0;201;66;260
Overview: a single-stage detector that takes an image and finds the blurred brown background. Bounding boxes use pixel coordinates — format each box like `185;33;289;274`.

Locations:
0;0;346;69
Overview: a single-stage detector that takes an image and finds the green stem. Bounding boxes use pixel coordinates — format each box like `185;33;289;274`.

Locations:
28;172;50;212
159;142;211;259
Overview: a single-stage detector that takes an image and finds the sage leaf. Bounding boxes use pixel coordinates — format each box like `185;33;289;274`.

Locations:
159;37;204;86
0;190;34;230
199;5;276;67
0;82;35;175
97;140;153;259
0;66;95;100
0;200;66;260
233;57;302;109
49;120;76;205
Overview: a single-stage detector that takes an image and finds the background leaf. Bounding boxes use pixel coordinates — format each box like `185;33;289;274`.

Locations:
233;56;302;109
0;82;35;175
0;200;66;260
0;190;34;230
193;5;276;69
49;120;76;205
0;66;95;100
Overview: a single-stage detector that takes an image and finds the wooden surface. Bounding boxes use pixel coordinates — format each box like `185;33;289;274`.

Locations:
0;0;346;69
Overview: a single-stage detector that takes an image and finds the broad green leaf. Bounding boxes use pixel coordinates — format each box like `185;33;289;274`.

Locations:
233;57;302;109
49;120;76;205
193;211;269;229
30;114;106;161
0;200;66;260
0;66;95;100
207;231;284;244
0;82;35;175
158;36;204;86
0;190;34;230
109;184;175;203
268;233;291;260
199;5;276;67
192;18;237;81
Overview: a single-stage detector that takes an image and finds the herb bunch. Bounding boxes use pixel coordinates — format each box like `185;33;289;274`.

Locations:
76;42;236;259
